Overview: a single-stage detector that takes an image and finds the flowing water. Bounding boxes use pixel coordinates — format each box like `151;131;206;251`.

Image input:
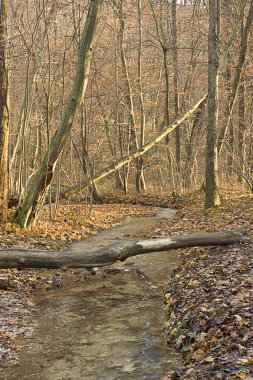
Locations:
1;209;182;380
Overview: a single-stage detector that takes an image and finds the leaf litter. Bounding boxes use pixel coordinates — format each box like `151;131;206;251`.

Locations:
154;190;253;380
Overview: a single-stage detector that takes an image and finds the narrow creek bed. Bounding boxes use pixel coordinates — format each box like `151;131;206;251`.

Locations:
0;209;182;380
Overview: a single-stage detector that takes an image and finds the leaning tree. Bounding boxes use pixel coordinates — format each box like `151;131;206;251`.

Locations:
14;0;102;227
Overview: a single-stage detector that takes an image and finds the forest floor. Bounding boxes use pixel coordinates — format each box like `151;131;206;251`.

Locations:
156;191;253;380
1;190;253;380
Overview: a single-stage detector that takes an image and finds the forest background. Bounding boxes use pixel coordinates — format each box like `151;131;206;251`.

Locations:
0;0;252;226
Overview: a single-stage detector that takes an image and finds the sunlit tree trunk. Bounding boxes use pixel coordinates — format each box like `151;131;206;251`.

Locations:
205;0;220;209
0;0;9;217
136;0;146;193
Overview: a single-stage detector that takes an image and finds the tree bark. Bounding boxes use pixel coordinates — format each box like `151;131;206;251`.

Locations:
205;0;220;209
14;0;102;228
237;73;246;182
225;54;234;177
0;229;248;269
184;100;206;189
0;0;9;217
136;0;146;193
172;0;181;174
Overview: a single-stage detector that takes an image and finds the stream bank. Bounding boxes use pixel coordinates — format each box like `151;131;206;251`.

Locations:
0;208;182;380
154;192;253;380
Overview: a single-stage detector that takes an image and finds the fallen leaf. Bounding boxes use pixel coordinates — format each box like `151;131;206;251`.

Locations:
235;370;248;378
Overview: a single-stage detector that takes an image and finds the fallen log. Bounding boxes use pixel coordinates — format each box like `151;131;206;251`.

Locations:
0;229;249;269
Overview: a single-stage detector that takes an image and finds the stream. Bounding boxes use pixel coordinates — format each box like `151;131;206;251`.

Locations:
1;208;182;380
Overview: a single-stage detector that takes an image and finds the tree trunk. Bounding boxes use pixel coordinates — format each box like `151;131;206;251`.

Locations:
205;0;220;209
0;229;248;269
163;47;176;193
237;74;246;183
184;100;206;189
225;54;234;177
163;48;170;142
0;0;9;217
136;0;146;193
14;0;102;228
115;1;144;194
172;0;181;174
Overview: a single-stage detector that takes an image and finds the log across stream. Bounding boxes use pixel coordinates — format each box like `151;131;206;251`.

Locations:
1;208;183;380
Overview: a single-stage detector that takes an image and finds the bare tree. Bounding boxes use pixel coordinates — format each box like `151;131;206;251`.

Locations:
15;0;102;227
205;0;220;208
171;0;181;173
0;0;9;217
136;0;146;193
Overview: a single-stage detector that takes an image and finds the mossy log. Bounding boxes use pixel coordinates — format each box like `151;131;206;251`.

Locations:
0;229;249;269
